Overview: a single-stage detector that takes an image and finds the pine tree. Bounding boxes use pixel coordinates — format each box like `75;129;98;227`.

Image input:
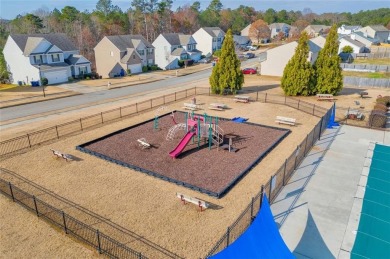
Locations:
281;31;314;96
314;24;343;95
209;29;244;94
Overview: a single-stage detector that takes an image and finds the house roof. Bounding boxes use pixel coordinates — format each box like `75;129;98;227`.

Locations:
202;27;225;37
65;54;91;65
353;32;379;43
160;33;194;46
171;47;187;56
106;35;153;50
367;25;389;32
309;36;326;51
340;25;361;31
306;25;331;33
341;36;365;48
11;33;77;53
233;35;251;45
33;62;70;71
269;23;290;30
120;48;136;63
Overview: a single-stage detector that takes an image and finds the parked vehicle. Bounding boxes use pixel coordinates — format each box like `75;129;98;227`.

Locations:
198;58;210;64
244;52;255;59
248;46;258;51
242;68;257;74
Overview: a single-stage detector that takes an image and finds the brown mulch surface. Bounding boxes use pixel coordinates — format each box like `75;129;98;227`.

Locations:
81;112;290;197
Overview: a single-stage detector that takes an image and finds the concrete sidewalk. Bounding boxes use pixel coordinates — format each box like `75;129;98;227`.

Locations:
271;125;389;258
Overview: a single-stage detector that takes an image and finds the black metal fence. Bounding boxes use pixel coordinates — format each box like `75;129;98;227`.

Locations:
0;88;197;157
0;177;147;259
0;86;332;258
205;102;333;258
0;88;327;157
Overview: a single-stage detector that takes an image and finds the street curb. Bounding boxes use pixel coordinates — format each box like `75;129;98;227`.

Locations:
0;93;82;109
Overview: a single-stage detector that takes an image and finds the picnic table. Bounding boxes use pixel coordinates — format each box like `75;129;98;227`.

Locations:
234;95;250;103
209;103;228;110
345;109;364;120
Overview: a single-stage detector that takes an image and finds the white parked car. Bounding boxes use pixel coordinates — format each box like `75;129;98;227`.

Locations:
248;46;257;51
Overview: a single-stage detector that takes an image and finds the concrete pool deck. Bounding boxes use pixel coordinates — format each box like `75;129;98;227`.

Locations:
271;125;390;258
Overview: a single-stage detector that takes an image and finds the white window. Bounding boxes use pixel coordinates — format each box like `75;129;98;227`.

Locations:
51;53;60;62
79;66;87;74
213;38;217;42
33;55;43;64
137;49;145;55
147;48;154;54
217;38;221;42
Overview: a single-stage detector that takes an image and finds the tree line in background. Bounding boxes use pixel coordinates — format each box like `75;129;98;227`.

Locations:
0;0;389;69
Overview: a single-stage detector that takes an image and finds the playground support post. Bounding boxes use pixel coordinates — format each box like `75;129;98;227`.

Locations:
197;116;200;148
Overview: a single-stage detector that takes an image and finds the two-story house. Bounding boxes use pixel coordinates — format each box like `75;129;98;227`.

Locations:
269;23;291;38
152;33;200;70
261;36;326;77
3;33;91;85
94;35;154;78
304;25;331;37
337;25;362;36
192;27;225;56
356;25;390;43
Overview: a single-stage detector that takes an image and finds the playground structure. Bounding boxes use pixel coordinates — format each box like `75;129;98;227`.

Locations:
168;112;224;158
154;106;176;130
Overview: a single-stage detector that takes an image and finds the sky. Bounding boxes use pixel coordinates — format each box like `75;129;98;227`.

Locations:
0;0;389;20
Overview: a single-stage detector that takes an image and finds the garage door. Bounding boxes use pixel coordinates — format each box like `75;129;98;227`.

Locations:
128;64;142;74
43;70;69;85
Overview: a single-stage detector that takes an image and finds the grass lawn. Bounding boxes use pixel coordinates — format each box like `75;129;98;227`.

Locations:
352;58;390;65
0;84;17;91
343;71;390;79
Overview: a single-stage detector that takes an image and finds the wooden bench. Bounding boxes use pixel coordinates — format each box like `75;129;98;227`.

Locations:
183;103;199;111
137;138;151;149
359;91;368;98
176;192;209;211
234;95;250;103
316;94;334;101
275;116;296;126
209;103;227;111
50;149;73;162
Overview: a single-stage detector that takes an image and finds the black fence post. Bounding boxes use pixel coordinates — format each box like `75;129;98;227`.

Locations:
175;92;177;101
138;252;142;259
282;159;287;186
62;211;68;234
259;185;264;209
269;176;272;201
256;91;258;101
313;104;316;115
101;112;104;124
119;107;122;118
250;197;254;220
319;117;323;140
226;227;231;247
265;93;267;102
195;87;197;95
8;182;15;201
55;126;59;139
96;230;102;254
186;89;188;98
150;99;152;109
33;195;39;217
27;134;32;148
294;145;298;169
136;103;138;113
346;107;350;125
80;118;83;131
163;95;165;104
303;134;308;155
312;128;316;145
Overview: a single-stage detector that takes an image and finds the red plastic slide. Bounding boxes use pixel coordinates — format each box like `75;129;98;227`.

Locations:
169;131;196;158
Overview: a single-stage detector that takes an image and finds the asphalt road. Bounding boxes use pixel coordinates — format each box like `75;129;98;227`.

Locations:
0;57;260;124
0;70;212;122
